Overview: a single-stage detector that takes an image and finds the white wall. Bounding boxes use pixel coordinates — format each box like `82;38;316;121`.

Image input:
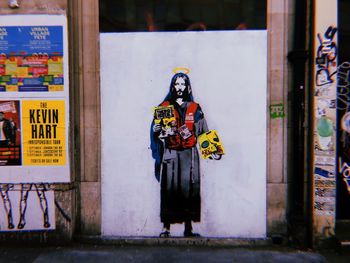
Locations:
100;31;267;237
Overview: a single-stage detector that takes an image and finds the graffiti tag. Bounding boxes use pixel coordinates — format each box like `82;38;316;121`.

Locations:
338;157;350;194
315;26;337;87
337;62;350;110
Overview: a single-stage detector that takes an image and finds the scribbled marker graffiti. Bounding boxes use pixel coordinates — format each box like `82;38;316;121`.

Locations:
339;157;350;194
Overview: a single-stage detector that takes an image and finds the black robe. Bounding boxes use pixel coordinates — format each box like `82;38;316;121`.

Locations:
157;102;208;224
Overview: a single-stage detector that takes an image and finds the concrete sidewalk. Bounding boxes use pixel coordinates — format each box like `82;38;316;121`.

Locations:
0;243;336;263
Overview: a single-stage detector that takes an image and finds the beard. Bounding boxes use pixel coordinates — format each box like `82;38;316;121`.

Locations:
172;88;188;99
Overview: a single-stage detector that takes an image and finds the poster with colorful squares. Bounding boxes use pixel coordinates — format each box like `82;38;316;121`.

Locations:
0;25;63;92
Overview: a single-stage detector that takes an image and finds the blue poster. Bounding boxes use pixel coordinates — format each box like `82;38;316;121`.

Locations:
0;26;64;92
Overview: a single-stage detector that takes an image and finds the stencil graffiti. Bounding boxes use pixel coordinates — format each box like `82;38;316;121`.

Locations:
150;69;223;237
17;183;50;229
315;26;337;87
0;183;54;230
0;184;14;229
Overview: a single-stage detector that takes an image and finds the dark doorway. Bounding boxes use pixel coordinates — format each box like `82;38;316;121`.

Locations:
336;0;350;226
99;0;266;32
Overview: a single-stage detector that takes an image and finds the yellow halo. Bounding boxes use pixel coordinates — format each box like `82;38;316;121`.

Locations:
173;67;190;74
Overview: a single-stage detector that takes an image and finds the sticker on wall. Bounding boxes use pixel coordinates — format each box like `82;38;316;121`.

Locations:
315;166;335;179
269;103;285;119
314;176;336;216
316;98;336;116
315;156;335;167
314;164;336;216
316;116;334;151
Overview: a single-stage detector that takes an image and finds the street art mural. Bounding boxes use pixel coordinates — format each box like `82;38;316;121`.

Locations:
150;71;224;237
101;31;267;237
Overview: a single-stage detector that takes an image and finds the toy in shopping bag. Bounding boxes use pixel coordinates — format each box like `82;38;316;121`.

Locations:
198;130;224;160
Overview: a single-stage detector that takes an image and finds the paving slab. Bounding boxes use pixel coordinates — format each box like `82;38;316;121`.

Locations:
0;244;330;263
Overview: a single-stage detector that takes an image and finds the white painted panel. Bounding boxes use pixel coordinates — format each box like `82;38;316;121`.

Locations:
101;31;267;237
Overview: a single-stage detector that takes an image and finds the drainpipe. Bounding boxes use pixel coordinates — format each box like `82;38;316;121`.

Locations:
287;0;311;247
